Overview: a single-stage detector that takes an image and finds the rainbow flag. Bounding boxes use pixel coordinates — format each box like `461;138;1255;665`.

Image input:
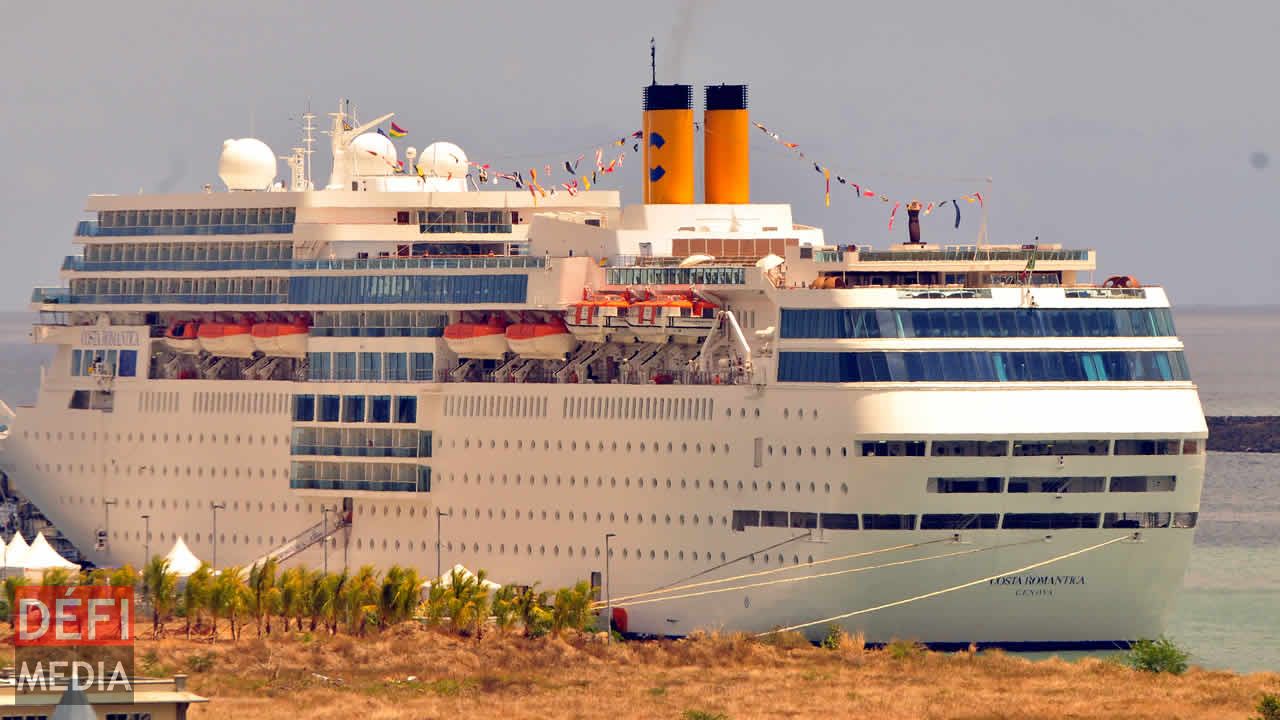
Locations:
389;122;408;138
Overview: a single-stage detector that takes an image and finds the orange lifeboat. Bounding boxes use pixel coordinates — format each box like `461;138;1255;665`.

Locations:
444;315;509;359
627;291;718;343
566;289;632;343
252;318;310;358
506;317;577;359
163;320;201;355
198;320;255;358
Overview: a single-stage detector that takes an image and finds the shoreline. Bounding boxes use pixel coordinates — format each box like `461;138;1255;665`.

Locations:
1207;416;1280;453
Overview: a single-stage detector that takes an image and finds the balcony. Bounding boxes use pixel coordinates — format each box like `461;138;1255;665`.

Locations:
76;220;294;237
31;287;70;304
62;254;546;273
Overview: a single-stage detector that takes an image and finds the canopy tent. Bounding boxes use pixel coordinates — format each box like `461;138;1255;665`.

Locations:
3;531;30;570
23;532;78;571
162;536;204;577
425;564;501;591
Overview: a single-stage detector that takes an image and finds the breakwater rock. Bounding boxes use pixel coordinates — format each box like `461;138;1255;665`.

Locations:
1207;416;1280;453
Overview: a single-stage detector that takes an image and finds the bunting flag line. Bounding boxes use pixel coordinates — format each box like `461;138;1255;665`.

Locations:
748;118;988;231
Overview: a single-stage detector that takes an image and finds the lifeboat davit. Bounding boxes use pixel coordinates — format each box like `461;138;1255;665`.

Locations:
252;320;310;358
506;318;577;359
163;320;201;355
444;316;509;358
198;321;255;358
627;292;718;343
566;290;632;343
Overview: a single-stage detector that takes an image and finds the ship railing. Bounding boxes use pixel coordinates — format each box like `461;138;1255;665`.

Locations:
61;254;546;272
443;366;742;386
75;220;295;237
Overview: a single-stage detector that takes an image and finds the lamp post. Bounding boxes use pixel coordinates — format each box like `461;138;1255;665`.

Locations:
604;532;616;644
435;508;451;580
102;498;117;554
210;502;225;568
140;514;150;568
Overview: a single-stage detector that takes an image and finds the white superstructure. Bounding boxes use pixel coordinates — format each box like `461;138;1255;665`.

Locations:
0;89;1206;647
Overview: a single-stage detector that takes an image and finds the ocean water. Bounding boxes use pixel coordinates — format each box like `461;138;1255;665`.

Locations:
0;309;1276;671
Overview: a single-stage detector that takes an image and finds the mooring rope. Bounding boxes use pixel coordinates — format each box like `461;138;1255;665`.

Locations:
609;539;1043;610
598;538;950;607
757;534;1133;636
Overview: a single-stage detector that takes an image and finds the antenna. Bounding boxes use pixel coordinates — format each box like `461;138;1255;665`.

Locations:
650;37;656;85
302;106;316;190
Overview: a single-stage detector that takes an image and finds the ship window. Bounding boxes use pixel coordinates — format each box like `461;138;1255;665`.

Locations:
760;511;789;528
928;477;1003;493
292;395;315;422
1103;512;1170;529
790;512;818;529
333;352;357;381
1109;475;1176;492
819;513;858;530
921;514;999;530
860;441;925;457
317;394;340;422
1012;439;1109;456
1114;439;1181;455
731;510;760;531
1002;513;1100;529
369;395;392;423
862;514;917;530
931;440;1008;457
396;396;417;423
1008;476;1105;493
1173;512;1198;528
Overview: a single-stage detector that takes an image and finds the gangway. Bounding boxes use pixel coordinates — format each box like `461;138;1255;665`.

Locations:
244;511;350;572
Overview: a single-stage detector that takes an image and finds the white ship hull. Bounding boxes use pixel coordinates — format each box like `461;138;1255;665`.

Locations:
444;334;509;359
507;333;577;360
0;378;1205;645
200;335;255;358
252;333;308;358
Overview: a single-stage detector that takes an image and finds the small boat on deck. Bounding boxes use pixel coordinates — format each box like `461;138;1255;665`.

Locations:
444;315;509;358
626;291;718;343
163;320;201;355
198;321;255;358
566;290;632;343
506;317;576;359
251;320;310;358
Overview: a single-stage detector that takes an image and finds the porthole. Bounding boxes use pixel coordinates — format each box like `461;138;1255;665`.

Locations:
841;483;849;494
783;409;790;419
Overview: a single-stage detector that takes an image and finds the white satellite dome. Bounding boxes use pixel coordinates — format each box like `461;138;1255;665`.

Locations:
416;141;468;179
218;138;277;190
351;132;398;176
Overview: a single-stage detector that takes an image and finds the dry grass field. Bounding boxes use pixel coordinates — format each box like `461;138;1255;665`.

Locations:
116;626;1280;720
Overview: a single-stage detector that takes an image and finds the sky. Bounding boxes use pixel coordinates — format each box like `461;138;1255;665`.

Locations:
1;0;1277;306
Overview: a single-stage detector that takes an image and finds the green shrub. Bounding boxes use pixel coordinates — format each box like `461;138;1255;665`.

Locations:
821;623;843;650
886;638;925;660
682;711;727;720
1124;636;1189;674
185;652;215;673
1252;692;1280;720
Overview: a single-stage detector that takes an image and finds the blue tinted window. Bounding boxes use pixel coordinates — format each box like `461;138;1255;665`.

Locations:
410;353;433;381
780;308;1178;339
117;350;137;377
396;396;417;423
318;394;341;421
342;395;365;423
333;352;356;381
71;349;83;376
778;351;1191;383
287;274;528;305
358;352;382;381
385;353;408;381
369;395;391;423
307;352;331;381
292;395;315;421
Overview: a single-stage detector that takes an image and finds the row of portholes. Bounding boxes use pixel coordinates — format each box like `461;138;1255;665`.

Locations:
41;463;287;481
425;540;814;567
721;407;822;421
445;474;848;496
767;445;850;458
109;528;336;548
63;496;317;515
447;505;726;528
23;429;287;447
453;437;731;456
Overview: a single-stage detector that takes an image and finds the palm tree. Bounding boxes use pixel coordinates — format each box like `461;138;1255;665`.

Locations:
109;565;139;589
378;565;421;626
210;567;249;640
40;567;75;587
304;569;332;633
551;580;596;636
78;568;109;586
341;565;381;635
491;585;518;634
321;569;349;635
440;567;490;638
142;556;178;638
277;566;306;633
3;575;29;628
512;583;551;637
248;557;280;636
182;563;214;639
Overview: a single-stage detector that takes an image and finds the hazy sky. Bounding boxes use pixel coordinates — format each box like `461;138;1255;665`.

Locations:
2;1;1276;306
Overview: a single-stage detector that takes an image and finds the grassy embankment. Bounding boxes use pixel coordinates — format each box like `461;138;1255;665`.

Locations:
104;627;1280;720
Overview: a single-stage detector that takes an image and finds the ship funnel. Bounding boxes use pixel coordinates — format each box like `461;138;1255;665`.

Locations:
907;200;923;244
703;84;750;204
643;84;695;204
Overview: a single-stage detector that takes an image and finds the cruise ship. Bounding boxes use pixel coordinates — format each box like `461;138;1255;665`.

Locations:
0;82;1206;646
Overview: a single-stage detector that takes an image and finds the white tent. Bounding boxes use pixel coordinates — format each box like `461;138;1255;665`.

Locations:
426;564;501;591
162;537;204;577
23;532;78;571
4;532;30;570
51;689;96;720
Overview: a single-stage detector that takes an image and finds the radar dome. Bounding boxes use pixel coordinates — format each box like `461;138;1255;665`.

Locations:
417;141;468;179
218;138;277;190
351;132;398;176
